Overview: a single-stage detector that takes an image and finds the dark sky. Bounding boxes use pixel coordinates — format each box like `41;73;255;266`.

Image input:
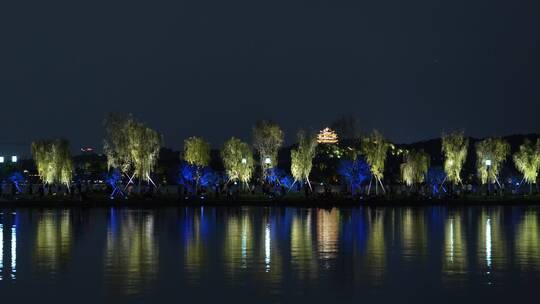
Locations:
1;0;539;151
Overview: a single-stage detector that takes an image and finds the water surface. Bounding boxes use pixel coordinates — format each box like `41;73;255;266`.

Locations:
1;205;539;303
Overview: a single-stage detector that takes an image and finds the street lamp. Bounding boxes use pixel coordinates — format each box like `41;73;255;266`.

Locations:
0;156;4;163
485;159;492;195
11;156;17;163
241;158;247;165
264;157;272;165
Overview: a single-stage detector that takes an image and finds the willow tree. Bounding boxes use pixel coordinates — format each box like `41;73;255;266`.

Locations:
103;113;161;194
400;150;430;190
441;130;468;186
104;113;134;193
475;138;510;191
513;139;540;194
31;139;73;189
252;120;284;181
221;137;254;189
128;120;162;192
290;131;318;191
184;136;211;191
361;130;391;195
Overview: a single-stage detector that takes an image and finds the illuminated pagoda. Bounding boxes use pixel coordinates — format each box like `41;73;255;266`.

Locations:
317;128;339;144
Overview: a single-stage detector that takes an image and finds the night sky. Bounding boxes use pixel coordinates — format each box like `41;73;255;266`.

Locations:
1;0;539;151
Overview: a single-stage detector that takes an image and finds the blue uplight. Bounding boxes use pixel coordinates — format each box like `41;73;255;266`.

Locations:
338;159;370;194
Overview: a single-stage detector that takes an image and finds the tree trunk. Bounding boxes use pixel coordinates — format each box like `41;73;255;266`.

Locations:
195;172;200;194
261;161;267;183
288;180;297;192
378;177;386;195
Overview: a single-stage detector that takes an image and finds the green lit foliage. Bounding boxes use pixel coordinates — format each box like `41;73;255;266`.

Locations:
361;130;391;193
103;113;133;173
184;136;211;189
291;131;318;189
221;137;254;187
184;136;211;167
252;120;284;178
128;121;162;182
441;130;468;185
31;139;73;187
400;150;430;187
513;139;540;190
103;113;162;188
475;138;510;185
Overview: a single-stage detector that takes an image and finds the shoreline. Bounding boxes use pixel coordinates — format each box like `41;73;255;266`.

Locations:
1;196;540;208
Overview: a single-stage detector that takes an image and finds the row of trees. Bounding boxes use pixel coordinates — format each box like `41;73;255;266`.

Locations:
183;121;317;192
28;114;540;197
399;131;540;194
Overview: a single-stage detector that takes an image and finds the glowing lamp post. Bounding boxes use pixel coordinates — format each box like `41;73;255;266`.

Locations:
11;156;17;163
485;159;492;195
0;156;4;163
241;158;247;165
264;157;272;183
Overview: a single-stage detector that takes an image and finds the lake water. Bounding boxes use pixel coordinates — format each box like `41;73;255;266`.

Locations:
0;205;539;303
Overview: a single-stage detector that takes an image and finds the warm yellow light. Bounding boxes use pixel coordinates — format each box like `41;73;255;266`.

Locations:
317;127;338;144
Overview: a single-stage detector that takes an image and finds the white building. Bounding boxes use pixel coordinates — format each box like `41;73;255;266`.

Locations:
0;143;29;164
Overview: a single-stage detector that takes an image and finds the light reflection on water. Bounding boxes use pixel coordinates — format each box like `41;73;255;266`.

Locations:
0;213;19;282
34;210;72;275
104;209;158;295
443;212;467;287
516;211;540;270
1;206;540;302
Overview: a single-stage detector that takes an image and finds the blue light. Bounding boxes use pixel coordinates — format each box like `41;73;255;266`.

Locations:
177;162;222;193
199;167;220;187
104;169;124;198
426;166;447;194
8;172;24;193
338;159;370;194
279;175;294;189
177;163;197;193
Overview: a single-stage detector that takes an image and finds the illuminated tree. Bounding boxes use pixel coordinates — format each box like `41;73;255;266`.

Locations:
400;150;430;189
221;137;255;189
475;138;510;190
361;130;391;195
184;136;211;190
290;131;318;190
128;120;162;192
31;139;73;189
103;113;133;174
441;130;468;185
252;120;284;181
513;139;540;194
103;113;162;194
